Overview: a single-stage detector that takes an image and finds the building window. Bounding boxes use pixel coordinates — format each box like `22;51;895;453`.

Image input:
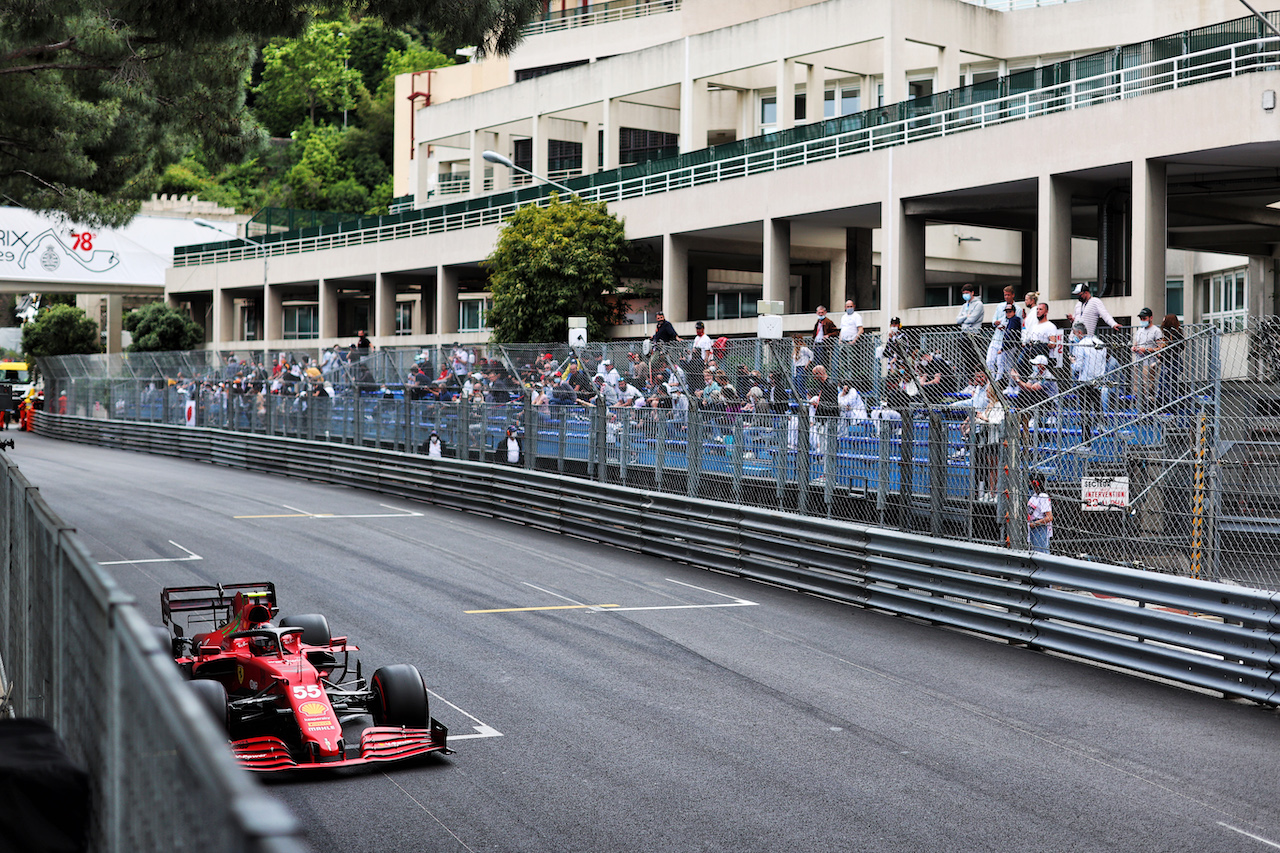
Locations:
705;292;761;321
1203;268;1247;332
547;139;582;173
459;299;491;332
514;59;589;82
283;305;318;340
1166;278;1184;319
395;302;414;335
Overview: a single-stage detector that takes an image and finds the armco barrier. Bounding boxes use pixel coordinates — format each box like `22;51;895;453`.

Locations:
35;413;1280;707
0;439;307;852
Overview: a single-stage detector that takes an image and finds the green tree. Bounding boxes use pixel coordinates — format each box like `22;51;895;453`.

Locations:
22;305;101;363
485;196;634;344
0;0;543;226
124;303;205;353
255;22;365;135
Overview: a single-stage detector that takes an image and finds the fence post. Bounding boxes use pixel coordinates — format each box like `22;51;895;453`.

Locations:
686;405;700;498
797;405;811;516
557;406;567;473
823;415;835;517
655;410;666;492
523;392;535;471
876;415;891;526
1003;416;1028;551
929;407;945;539
731;414;744;505
620;411;630;485
898;406;915;530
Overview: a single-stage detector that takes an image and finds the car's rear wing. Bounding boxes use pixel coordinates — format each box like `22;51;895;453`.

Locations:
161;582;277;634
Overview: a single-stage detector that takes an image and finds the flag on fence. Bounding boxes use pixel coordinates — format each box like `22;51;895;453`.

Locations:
184;399;195;427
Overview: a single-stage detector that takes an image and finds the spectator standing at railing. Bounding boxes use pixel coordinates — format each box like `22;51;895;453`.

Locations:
792;336;814;395
424;430;446;458
986;287;1015;381
1027;474;1053;554
691;321;714;365
973;384;1004;500
596;358;621;387
1011;354;1059;432
1024;300;1060;366
1069;321;1107;435
955;284;984;335
499;426;520;465
1130;307;1163;411
651;311;680;344
837;299;864;383
812;306;838;370
809;364;839;418
1071;283;1122;335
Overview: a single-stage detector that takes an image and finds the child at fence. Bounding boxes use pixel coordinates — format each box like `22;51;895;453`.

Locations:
1027;475;1053;554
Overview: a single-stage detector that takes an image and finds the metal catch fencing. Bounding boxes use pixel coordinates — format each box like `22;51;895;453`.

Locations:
0;453;306;852
36;318;1280;591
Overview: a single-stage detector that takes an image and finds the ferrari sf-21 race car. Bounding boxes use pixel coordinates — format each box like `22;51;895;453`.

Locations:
160;582;450;772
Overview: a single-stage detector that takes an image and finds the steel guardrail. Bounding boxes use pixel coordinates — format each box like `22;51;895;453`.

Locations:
34;413;1280;707
0;443;307;852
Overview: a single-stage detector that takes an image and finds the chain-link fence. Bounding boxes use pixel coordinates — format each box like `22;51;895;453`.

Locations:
37;318;1280;590
0;453;305;852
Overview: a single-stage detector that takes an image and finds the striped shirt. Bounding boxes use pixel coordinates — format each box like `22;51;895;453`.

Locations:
1073;297;1119;335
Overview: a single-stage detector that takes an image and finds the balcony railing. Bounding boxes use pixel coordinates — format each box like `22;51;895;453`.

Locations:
958;0;1082;10
175;14;1280;268
523;0;680;37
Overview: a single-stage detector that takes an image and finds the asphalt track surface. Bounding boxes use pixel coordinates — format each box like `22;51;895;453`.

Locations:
15;432;1280;853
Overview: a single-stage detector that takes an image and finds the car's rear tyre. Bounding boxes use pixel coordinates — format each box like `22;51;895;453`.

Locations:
371;665;429;728
152;626;175;657
190;679;229;731
279;614;330;646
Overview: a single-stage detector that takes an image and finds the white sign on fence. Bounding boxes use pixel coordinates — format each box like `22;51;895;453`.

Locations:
1081;476;1129;511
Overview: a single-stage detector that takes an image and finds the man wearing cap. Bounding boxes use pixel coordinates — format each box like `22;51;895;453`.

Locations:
998;301;1023;390
1131;307;1163;409
691;321;714;365
596;358;621;387
986;286;1015;381
1072;283;1122;336
1012;353;1059;429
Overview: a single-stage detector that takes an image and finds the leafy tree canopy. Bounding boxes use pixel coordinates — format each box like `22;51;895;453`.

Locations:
123;303;205;353
22;304;101;363
485;196;635;344
0;0;542;226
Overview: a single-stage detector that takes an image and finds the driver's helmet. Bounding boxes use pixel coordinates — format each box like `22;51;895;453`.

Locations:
249;634;276;655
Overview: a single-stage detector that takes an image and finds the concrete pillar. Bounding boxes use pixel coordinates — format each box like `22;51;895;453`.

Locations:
737;88;754;141
805;64;825;124
469;128;485;196
662;233;689;322
582;119;598;175
883;34;906;105
882;182;925;317
533;114;549;180
862;74;878;109
374;272;396;339
1132;158;1168;319
436;265;459;335
763;218;791;306
846;227;875;309
104;294;123;354
776;58;796;131
680;76;709;153
938;44;962;92
493;131;512;190
603;97;620;170
1037;173;1072;302
213;288;235;344
319;278;338;340
265;284;283;342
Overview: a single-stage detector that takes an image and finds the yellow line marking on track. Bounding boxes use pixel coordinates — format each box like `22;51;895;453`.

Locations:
466;604;620;614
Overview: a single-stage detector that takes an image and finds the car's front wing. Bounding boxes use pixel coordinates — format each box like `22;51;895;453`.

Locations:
231;720;450;772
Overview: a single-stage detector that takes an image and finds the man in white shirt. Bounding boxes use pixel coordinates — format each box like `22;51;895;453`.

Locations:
986;286;1014;380
595;358;621;387
838;299;863;383
1071;283;1122;336
1130;307;1163;410
1025;301;1061;367
691;321;714;365
1069;321;1107;435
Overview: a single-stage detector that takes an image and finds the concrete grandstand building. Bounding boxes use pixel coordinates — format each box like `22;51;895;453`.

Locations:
166;0;1280;349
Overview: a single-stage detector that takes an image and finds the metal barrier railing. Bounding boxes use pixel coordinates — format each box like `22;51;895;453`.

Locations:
173;14;1280;267
33;414;1280;707
522;0;680;37
0;453;307;852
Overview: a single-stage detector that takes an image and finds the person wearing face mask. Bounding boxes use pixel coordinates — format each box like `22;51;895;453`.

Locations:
955;283;984;335
813;305;838;371
1130;307;1163;410
837;299;864;383
1071;283;1122;336
1068;321;1107;436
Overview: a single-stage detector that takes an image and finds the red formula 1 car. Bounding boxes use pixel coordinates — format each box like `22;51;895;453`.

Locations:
160;582;449;772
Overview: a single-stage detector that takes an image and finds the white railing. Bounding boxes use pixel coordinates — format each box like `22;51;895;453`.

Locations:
175;35;1280;268
522;0;680;37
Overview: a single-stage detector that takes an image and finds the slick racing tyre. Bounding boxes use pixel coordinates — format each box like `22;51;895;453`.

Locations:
189;679;230;731
370;665;429;728
278;613;331;647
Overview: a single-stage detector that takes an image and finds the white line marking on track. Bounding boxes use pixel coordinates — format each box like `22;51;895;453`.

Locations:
235;503;424;520
99;541;202;566
1219;822;1280;849
382;774;482;853
609;578;759;611
426;688;503;740
522;581;610;612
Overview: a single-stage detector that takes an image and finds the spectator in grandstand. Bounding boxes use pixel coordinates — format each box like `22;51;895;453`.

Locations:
1012;354;1059;432
984;286;1014;376
626;351;650;388
997;302;1022;390
592;374;620;406
973;384;1004;500
808;365;840;419
812;305;838;370
651;311;680;344
916;350;959;403
792;336;814;394
838;382;868;435
955;283;983;335
1130;307;1163;411
1069;321;1107;435
949;370;990;459
1027;474;1054;554
595;358;622;387
423;430;445;459
1024;300;1060;367
691;321;714;365
499;426;521;465
1071;283;1122;335
1021;290;1039;327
